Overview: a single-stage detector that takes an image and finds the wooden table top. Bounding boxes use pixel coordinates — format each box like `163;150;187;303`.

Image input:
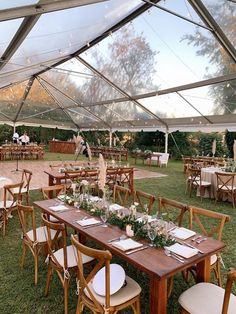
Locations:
34;199;226;279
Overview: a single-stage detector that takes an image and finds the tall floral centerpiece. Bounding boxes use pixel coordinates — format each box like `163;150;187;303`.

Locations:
73;134;83;160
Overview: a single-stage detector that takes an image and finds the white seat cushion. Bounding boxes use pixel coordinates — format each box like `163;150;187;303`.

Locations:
0;200;17;209
86;275;141;307
210;254;217;265
218;185;236;191
200;181;211;186
13;187;28;194
53;245;93;268
26;226;58;243
179;282;236;314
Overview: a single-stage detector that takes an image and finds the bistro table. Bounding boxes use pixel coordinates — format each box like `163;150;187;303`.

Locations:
34;199;226;314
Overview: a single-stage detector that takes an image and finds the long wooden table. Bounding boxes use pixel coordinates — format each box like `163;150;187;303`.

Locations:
34;199;226;314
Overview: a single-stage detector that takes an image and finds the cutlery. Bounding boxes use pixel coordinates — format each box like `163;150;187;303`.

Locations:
82;223;104;229
191;235;202;242
196;237;207;244
181;241;204;254
125;246;149;255
108;235;127;243
164;249;185;263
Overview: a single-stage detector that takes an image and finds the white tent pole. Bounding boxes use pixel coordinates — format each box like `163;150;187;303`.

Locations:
165;129;169;153
109;130;112;148
13;124;16;134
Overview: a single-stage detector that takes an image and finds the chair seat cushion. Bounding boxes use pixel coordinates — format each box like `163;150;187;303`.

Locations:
0;200;17;209
86;275;141;307
13;187;28;194
200;181;211;186
217;185;236;191
53;245;93;268
179;282;236;314
26;226;58;243
211;254;217;265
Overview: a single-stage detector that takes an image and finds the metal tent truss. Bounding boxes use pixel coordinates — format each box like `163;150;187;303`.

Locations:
0;0;235;133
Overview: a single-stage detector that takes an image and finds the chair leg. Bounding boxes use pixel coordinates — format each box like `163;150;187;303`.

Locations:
45;264;53;296
215;259;222;287
21;243;27;268
135;297;141;314
34;249;39;285
64;278;69;314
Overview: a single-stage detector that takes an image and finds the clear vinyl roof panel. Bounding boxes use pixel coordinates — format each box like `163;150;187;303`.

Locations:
81;4;235;95
0;0;38;10
40;58;124;103
202;0;236;48
0;18;23;55
1;1;143;80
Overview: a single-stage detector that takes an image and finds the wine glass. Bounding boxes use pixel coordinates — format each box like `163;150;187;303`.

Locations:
100;210;108;227
147;227;157;247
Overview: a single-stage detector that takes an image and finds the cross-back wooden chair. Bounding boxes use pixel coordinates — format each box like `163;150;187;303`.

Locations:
41;213;93;314
158;197;189;227
134;190;156;214
117;167;134;191
179;268;236;314
13;169;32;204
0;181;23;236
188;205;230;286
186;167;211;200
158;197;189;298
17;204;60;285
113;185;132;207
106;168;118;190
71;234;141;314
41;184;66;200
215;172;236;207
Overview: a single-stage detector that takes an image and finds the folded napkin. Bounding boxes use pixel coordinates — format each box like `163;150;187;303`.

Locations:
49;204;68;212
165;243;198;258
0;177;7;181
136;215;157;223
109;203;124;212
112;238;143;251
89;196;101;202
76;218;101;227
170;227;196;240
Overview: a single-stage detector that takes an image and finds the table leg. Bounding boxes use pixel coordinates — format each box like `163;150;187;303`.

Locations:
150;275;167;314
48;175;53;186
196;256;211;282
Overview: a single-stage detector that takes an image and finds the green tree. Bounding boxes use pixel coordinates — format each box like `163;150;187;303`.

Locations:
225;130;236;158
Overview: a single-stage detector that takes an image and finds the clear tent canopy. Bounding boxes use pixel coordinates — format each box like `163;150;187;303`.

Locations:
0;0;236;133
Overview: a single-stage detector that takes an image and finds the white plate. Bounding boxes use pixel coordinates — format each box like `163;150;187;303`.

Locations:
92;264;125;296
170;227;196;240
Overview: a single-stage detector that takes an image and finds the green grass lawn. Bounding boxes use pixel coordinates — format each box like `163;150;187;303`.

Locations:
0;154;235;313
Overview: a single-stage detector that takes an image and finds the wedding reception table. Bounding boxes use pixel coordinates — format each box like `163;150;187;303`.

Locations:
34;199;226;314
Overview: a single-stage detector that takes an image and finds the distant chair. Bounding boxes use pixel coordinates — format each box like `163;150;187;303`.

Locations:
215;172;236;208
159;153;169;167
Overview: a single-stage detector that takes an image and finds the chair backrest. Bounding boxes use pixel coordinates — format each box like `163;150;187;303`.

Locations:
158;197;189;227
222;269;236;314
188;205;230;240
117;167;134;191
64;170;84;183
17;204;37;243
41;184;65;199
188;167;201;186
41;213;67;268
113;185;132;207
106;168;118;188
215;172;236;193
21;169;32;191
134;190;156;214
71;234;112;312
4;181;24;207
159;153;169;164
